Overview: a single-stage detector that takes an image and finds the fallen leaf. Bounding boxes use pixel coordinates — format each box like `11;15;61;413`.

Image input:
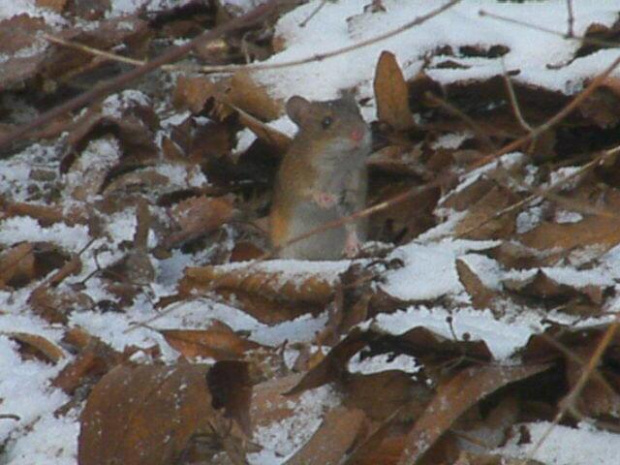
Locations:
374;51;415;130
343;370;431;422
455;259;497;310
397;363;551;465
161;320;261;361
6;332;65;364
287;327;492;397
53;336;123;395
207;360;253;436
520;215;620;251
0;243;35;288
162;195;235;249
36;0;68;13
79;364;226;465
503;269;609;306
285;407;368;465
235;104;291;154
179;263;335;324
173;75;217;113
227;71;282;121
455;185;519;240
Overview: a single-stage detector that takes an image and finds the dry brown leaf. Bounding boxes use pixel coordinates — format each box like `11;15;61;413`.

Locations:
522;324;620;422
343;424;406;465
343;371;431;422
455;259;497;310
397;363;551;465
322;263;376;345
6;332;65;364
486;241;546;270
44;15;149;83
53;336;123;395
227;71;282;121
251;374;305;428
235;105;291;154
519;215;620;251
564;341;620;422
230;241;266;262
79;364;225;465
60;97;159;185
162;195;235;249
440;177;496;212
36;0;67;11
286;328;371;396
0;15;50;91
0;243;35;288
368;182;440;244
173;75;217;113
455;185;519;240
161;320;262;361
374;51;415;130
1;201;64;226
503;269;609;306
179;264;334;324
0;241;71;291
285;407;368;465
578;76;620;128
207;360;253;437
29;285;94;324
287;327;493;397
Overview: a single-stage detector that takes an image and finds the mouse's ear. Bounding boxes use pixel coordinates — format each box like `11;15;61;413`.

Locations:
286;96;310;125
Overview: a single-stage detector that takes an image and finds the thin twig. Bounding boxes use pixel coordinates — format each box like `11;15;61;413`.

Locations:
299;0;329;27
501;58;533;132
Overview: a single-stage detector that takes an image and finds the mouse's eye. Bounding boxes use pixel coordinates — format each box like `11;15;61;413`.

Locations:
321;116;333;129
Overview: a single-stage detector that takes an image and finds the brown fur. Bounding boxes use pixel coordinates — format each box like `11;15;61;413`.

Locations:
270;95;371;260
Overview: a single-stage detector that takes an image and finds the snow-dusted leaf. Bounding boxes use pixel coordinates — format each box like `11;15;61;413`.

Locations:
179;262;337;324
161;320;262;361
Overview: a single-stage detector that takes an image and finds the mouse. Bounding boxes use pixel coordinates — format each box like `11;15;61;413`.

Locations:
270;94;372;260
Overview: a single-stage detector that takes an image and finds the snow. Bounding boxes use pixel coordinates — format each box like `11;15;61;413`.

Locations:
380;239;498;301
2;0;620;464
250;385;340;463
371;305;544;361
501;422;620;465
0;217;90;250
256;0;620;107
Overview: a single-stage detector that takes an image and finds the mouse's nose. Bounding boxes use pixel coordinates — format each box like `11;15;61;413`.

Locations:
350;128;365;142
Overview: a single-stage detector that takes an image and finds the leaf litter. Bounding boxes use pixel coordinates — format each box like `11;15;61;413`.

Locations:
2;1;620;464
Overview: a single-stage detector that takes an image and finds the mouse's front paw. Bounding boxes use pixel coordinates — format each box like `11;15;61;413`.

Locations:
312;191;337;209
343;231;362;258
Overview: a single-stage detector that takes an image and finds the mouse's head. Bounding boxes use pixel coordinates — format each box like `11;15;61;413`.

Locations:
285;94;370;152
